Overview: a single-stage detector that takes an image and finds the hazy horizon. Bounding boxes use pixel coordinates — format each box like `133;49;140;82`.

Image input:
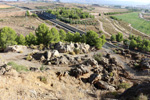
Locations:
60;0;150;6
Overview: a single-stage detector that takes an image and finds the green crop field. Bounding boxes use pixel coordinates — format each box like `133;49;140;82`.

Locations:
114;12;150;35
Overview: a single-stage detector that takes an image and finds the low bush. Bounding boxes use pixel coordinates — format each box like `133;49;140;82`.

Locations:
26;54;33;61
118;82;130;89
7;62;28;72
37;76;47;84
74;48;80;54
93;53;102;62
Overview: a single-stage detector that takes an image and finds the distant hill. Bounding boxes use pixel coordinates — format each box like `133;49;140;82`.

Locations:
60;0;149;6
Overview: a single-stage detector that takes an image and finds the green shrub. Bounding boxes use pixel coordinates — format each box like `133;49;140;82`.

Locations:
109;72;113;77
69;51;76;55
26;11;30;16
30;44;37;49
40;65;46;71
7;62;28;72
116;32;123;42
39;44;44;50
111;34;116;42
32;13;38;17
26;54;33;61
74;48;80;54
118;82;130;89
37;76;47;84
93;53;102;62
18;51;23;53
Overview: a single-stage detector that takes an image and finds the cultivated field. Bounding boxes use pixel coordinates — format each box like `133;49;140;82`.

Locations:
114;12;150;35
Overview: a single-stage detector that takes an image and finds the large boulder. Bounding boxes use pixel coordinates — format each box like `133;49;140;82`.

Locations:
80;43;90;53
54;42;90;54
88;73;102;84
85;58;98;67
0;64;12;75
4;45;27;52
99;57;109;66
120;82;150;100
59;56;69;65
70;64;89;78
55;42;73;53
52;50;60;58
109;57;117;65
45;51;52;60
94;80;116;91
140;58;150;69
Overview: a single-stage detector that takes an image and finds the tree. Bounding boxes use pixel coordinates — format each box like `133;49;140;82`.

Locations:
50;27;60;43
111;34;116;42
116;32;123;42
73;32;81;42
35;23;50;45
16;34;25;45
86;30;99;46
86;30;106;49
66;32;74;42
129;39;137;49
0;27;17;49
100;34;106;40
136;36;142;43
95;38;103;49
59;29;66;41
129;34;135;40
145;46;150;52
25;32;37;45
123;39;130;46
80;34;86;43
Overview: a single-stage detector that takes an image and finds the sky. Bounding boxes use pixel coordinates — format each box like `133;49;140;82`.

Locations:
61;0;150;6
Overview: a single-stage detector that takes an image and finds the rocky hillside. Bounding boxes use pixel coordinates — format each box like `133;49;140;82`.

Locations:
0;42;150;100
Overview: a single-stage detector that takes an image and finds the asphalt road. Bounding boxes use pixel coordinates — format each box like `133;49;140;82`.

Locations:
37;13;85;34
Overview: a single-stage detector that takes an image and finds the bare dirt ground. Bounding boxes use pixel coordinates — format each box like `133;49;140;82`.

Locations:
0;47;107;100
0;69;98;100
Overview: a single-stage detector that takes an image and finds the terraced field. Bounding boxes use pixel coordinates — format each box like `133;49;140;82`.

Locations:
114;12;150;35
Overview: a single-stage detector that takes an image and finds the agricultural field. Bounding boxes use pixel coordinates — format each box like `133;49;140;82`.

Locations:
114;12;150;35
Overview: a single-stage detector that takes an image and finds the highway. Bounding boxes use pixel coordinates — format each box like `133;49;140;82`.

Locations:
37;12;85;34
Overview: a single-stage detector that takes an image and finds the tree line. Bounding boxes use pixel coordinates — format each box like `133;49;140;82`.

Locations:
104;11;132;15
58;17;97;25
47;7;94;19
0;24;106;50
110;33;150;52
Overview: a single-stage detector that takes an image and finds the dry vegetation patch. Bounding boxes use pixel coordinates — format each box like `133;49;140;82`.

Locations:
0;5;12;9
0;16;53;35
